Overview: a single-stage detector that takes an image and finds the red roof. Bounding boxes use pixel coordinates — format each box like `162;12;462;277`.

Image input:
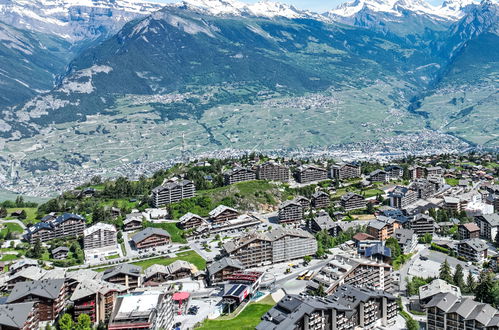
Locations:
353;232;375;241
462;223;480;232
173;292;190;301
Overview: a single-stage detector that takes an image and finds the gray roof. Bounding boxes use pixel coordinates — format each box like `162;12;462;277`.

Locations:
368;220;388;231
394;228;415;245
102;264;141;281
131;227;170;244
340;192;363;201
71;279;127;301
7;279;65;303
312;212;336;230
9;259;37;273
151;180;193;194
458;238;488;252
0;302;36;328
424;292;460;312
476;214;499;227
207;257;244;275
279;200;301;209
419;279;461;301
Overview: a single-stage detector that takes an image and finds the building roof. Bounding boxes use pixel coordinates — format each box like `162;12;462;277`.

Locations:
71;279;127;301
102;264;141;281
279;199;302;209
476;214;499;227
7;278;65;303
207;257;244;275
9;259;37;273
124;213;143;225
131;227;170;244
298;164;327;172
340;192;363;202
394;228;415;245
369;169;387;176
312;212;336;230
209;205;239;218
8;266;46;282
51;246;69;254
110;291;165;324
224;227;313;254
223;166;255;176
0;302;36;328
365;244;391;258
53;213;85;225
151;180;193;193
368;220;389;231
419;279;461;302
461;222;480;232
459;238;488;252
352;232;375;241
179;212;204;225
84;222;116;236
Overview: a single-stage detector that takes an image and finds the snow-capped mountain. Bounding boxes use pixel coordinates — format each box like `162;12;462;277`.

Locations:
0;0;163;42
327;0;478;22
178;0;320;19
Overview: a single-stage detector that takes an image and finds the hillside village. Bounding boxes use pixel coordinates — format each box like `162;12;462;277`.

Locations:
0;152;498;329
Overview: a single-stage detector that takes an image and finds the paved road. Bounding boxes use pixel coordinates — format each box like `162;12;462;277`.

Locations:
399;244;426;292
0;219;27;229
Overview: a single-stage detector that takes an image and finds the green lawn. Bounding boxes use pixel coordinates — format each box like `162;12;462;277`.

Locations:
0;222;24;236
5;208;38;225
445;178;459;187
100;199;138;210
143;222;187;243
197;298;275;330
105;254;120;260
0;254;19;261
132;250;206;270
94;250;206;272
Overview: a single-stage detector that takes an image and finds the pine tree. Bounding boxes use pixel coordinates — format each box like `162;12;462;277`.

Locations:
475;271;494;304
439;259;453;284
58;314;74;330
75;314;92;330
453;264;465;290
466;271;476;294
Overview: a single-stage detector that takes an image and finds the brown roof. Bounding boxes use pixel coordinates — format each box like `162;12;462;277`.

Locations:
352;232;375;242
462;223;480;232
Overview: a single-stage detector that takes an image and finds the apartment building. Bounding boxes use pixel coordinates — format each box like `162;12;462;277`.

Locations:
102;264;142;289
408;213;435;236
257;161;290;182
296;165;328;183
340;192;366;211
178;212;207;230
409;166;426;179
410;179;437;199
330;162;361;180
258;285;397;330
223;228;317;268
209;205;240;225
151;180;195;207
310;211;342;236
394;229;418;254
83;223;117;250
475;214;499;241
223;167;256;185
6;279;68;321
385;165;404;180
71;279;127;323
278;200;303;224
369;169;389;183
308;254;393;295
312;191;330;209
457;238;488;263
131;227;171;249
389;186;418;209
0;302;39;330
108;290;174;330
444;196;461;212
427;166;443;177
426;292;499;330
24;213;86;244
458;223;480;240
206;257;245;285
367;217;401;241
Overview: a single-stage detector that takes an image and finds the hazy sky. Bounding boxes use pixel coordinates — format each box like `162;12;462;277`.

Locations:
152;0;444;13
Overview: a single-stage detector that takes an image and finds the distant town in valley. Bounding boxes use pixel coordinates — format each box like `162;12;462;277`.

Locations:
0;152;498;329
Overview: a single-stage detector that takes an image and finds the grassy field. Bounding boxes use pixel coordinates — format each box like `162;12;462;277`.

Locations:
105;254;120;260
95;250;206;272
5;208;38;225
197;295;275;330
0;222;24;235
144;222;187;243
131;250;206;270
445;178;460;187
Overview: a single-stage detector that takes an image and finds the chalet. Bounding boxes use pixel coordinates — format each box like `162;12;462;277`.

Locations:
124;213;143;232
385;165;404;180
207;257;245;285
0;302;39;330
102;264;142;289
457;238;488;263
178;212;207;230
51;247;69;260
310;211;341;237
209;205;240;225
7;279;68;321
131;227;171;250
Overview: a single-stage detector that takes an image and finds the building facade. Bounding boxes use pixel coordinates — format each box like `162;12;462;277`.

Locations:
257;161;290;182
83;223;117;250
151;180;195;207
223;167;256;185
296;165;328;184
